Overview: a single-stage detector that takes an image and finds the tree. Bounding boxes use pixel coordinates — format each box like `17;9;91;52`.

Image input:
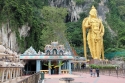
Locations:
40;6;67;49
66;13;87;56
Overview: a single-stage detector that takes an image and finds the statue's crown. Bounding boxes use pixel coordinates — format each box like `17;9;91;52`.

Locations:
92;5;95;9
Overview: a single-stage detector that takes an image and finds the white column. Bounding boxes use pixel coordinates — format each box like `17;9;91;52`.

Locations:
1;68;5;82
59;60;61;74
36;60;41;72
48;60;51;75
41;61;42;70
5;68;9;81
69;60;71;74
10;68;12;79
66;61;68;70
13;68;16;78
80;63;81;69
67;61;69;69
64;62;66;69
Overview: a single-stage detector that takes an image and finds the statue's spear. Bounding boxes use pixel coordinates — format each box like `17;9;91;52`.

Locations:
82;18;87;60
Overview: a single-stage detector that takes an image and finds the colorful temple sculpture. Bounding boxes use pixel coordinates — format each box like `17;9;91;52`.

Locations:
0;43;24;83
20;41;74;74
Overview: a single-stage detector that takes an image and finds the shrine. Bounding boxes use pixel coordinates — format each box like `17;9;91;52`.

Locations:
0;43;24;83
20;41;74;74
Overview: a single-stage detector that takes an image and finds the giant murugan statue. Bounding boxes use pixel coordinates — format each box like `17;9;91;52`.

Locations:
82;6;104;60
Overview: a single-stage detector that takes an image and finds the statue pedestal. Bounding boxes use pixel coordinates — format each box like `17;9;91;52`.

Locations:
89;59;100;64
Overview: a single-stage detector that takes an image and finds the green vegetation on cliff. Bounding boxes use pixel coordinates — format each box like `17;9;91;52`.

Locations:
40;6;67;50
106;0;125;49
105;0;125;59
0;0;46;52
66;13;87;56
0;0;125;59
66;0;125;59
0;0;67;53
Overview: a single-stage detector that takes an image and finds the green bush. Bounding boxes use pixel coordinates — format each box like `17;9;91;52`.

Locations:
89;64;117;69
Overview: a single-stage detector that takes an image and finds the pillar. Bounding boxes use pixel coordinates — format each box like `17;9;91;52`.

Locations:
65;61;67;69
64;62;66;69
68;60;71;74
36;60;41;72
2;68;6;82
59;60;61;74
26;63;28;74
80;62;81;69
41;61;42;70
48;60;51;75
61;62;64;70
67;61;69;69
5;68;9;81
13;68;16;78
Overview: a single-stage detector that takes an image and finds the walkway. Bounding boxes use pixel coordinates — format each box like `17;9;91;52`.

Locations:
42;73;125;83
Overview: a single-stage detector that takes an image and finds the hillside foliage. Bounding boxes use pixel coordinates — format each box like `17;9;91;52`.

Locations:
104;0;125;59
0;0;46;52
40;6;67;50
0;0;125;59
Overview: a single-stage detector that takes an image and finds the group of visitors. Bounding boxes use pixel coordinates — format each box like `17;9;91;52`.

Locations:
90;68;100;77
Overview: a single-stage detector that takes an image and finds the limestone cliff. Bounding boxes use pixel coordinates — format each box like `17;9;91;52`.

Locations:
0;23;30;52
49;0;109;22
0;0;113;52
49;0;116;38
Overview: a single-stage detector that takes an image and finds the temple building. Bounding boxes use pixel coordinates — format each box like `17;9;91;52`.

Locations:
20;41;74;74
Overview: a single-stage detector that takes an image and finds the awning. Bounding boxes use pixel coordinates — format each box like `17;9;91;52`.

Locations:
20;55;74;60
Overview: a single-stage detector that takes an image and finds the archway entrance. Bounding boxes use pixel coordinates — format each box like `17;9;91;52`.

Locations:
24;60;36;74
42;61;48;70
51;60;59;74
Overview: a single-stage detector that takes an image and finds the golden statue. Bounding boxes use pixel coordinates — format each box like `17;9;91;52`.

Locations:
82;6;104;60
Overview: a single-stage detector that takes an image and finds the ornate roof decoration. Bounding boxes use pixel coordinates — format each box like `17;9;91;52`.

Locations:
23;46;37;55
51;41;58;47
20;55;74;60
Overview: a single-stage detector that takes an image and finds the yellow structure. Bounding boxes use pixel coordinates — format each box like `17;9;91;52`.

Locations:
82;6;104;60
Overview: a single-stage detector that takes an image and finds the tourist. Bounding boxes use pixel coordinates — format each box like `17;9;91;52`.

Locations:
96;68;100;77
83;63;86;68
92;68;96;77
81;63;86;69
90;68;93;77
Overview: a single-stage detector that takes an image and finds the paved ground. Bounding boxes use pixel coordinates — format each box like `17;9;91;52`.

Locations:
42;72;125;83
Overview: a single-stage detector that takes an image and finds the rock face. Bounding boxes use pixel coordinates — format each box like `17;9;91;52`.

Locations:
49;0;93;22
0;0;111;52
97;0;109;21
0;23;30;52
48;0;109;22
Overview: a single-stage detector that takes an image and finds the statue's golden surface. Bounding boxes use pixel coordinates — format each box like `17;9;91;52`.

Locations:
82;6;104;60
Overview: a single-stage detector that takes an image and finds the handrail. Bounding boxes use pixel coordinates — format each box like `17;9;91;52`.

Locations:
18;72;40;83
72;68;125;78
